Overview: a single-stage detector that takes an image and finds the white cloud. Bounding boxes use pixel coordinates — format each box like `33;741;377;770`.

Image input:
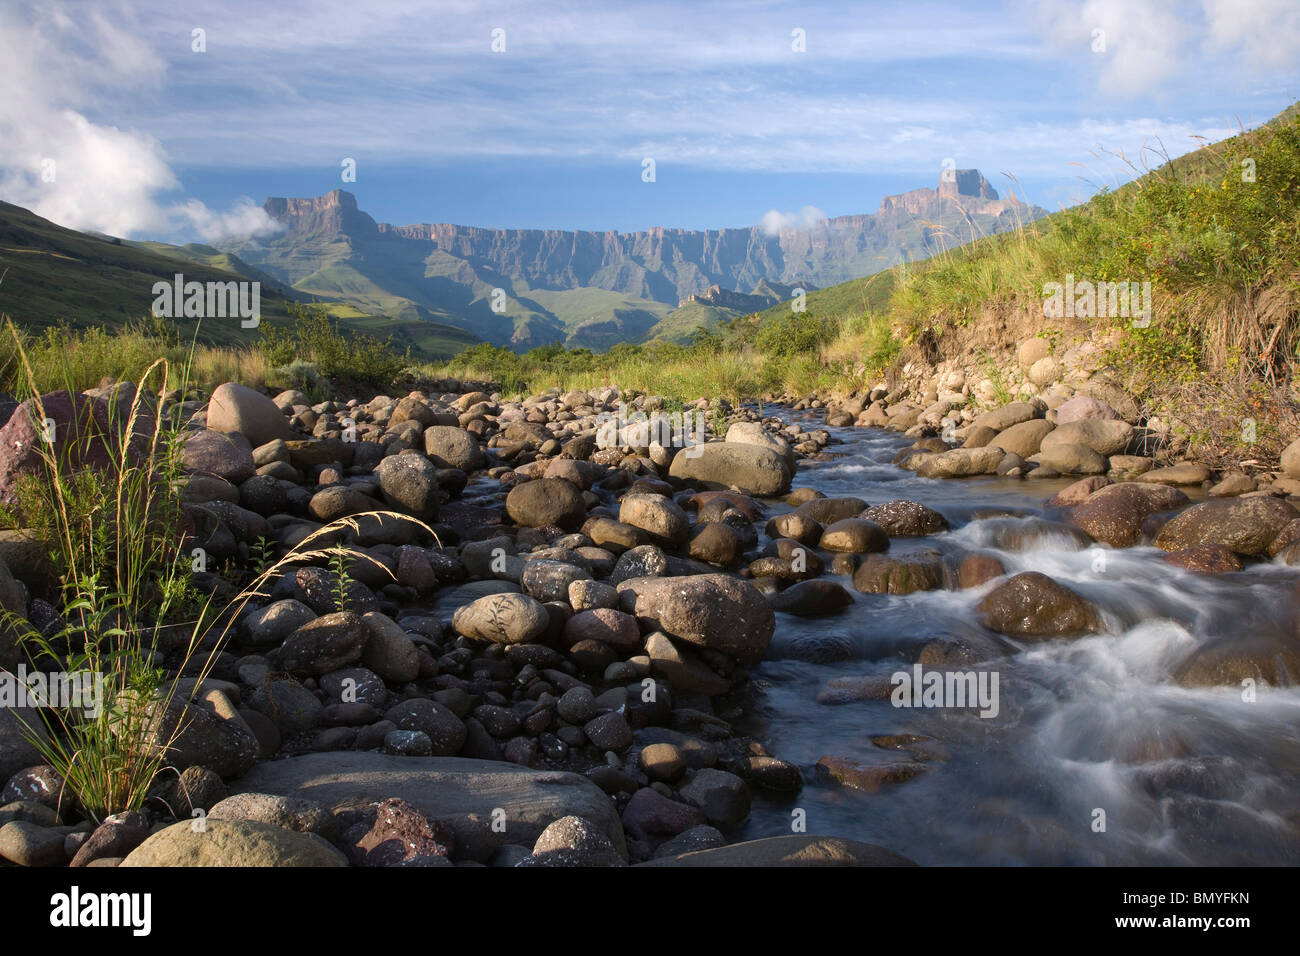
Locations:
1023;0;1300;97
759;206;827;235
0;2;278;239
175;198;283;243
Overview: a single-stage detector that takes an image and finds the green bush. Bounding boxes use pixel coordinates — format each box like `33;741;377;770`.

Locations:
258;303;408;388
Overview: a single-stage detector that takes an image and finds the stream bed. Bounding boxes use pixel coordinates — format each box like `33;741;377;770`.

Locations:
736;408;1300;865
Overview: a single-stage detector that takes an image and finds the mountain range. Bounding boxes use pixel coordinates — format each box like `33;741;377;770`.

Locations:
0;168;1044;357
222;169;1045;350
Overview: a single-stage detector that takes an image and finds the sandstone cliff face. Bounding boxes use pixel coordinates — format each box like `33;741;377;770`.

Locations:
225;171;1045;349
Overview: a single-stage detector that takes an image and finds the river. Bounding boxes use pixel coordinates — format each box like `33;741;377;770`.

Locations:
737;408;1300;865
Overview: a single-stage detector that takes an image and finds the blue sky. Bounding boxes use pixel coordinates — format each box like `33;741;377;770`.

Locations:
2;0;1298;239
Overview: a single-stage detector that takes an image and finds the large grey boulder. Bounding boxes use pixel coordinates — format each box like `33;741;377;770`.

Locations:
206;383;293;447
230;752;625;862
668;442;792;497
617;573;774;659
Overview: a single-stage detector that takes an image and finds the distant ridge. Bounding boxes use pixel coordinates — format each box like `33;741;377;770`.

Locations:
220;170;1046;350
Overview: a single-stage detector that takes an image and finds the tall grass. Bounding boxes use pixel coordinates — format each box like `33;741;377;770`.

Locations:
0;316;429;821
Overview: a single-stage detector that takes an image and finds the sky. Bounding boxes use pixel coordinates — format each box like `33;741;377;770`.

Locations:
1;0;1298;242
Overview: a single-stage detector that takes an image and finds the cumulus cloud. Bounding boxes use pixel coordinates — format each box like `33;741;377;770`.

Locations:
759;206;827;236
1024;0;1300;97
0;2;277;240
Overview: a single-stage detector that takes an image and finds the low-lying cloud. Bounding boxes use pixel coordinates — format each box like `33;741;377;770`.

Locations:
759;205;827;235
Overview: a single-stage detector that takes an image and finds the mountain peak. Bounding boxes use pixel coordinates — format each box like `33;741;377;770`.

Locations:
939;169;998;200
261;189;373;238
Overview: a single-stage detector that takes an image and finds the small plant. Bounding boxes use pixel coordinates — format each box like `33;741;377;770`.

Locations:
710;403;728;438
329;547;352;613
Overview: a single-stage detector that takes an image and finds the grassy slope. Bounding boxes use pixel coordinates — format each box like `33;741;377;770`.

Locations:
0;203;479;360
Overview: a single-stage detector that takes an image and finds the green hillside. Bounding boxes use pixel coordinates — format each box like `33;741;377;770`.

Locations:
0;202;479;360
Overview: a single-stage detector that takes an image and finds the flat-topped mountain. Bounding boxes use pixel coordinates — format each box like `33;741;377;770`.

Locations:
222;171;1044;350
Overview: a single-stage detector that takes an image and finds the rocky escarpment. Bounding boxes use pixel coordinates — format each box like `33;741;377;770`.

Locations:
221;173;1045;349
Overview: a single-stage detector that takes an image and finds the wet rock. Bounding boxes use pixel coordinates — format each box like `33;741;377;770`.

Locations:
814;756;926;792
860;499;948;536
1174;630;1300;688
852;555;943;595
740;755;804;793
958;553;1005;588
618;574;775;658
1162;544;1242;574
768;579;854;616
764;511;822;545
976;571;1098;639
819;518;889;553
1048;475;1111;507
1156;497;1299;557
795;497;869;524
1068;482;1188;547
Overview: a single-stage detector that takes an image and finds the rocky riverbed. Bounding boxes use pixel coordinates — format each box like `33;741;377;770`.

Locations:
0;364;1297;867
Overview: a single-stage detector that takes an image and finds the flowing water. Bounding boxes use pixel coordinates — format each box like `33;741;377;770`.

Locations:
736;408;1300;865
